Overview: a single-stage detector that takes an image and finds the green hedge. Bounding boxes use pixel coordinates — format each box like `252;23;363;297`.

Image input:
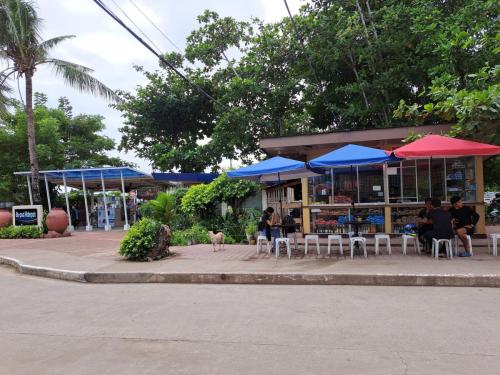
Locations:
0;226;43;239
170;225;236;246
118;218;162;261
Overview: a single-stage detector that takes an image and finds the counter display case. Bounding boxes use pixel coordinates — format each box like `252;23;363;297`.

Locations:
310;206;384;234
391;206;423;234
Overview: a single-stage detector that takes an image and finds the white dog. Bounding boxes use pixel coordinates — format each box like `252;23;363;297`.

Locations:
208;231;225;252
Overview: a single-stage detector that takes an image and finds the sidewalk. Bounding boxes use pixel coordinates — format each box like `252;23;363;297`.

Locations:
1;231;499;286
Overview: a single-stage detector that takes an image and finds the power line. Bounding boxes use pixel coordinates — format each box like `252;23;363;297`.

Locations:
283;0;320;87
127;0;183;54
109;0;163;54
92;0;221;106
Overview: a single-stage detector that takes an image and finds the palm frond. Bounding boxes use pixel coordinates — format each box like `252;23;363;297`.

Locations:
0;73;13;116
36;35;75;56
44;58;120;102
0;0;41;60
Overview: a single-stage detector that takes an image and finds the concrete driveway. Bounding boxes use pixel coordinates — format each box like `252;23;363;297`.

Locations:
1;267;499;375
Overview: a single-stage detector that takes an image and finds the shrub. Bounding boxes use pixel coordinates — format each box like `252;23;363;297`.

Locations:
0;225;43;239
118;218;162;260
140;192;176;225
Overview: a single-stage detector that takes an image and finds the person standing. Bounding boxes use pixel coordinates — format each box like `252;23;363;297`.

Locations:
417;197;433;251
423;198;454;256
449;196;480;257
266;207;282;252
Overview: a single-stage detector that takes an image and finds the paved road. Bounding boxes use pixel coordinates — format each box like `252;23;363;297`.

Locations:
1;267;499;375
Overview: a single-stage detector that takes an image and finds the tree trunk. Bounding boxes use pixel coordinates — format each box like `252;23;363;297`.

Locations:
25;71;42;204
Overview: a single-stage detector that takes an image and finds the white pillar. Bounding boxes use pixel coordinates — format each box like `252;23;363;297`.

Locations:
26;176;33;205
44;174;52;211
100;171;111;231
81;172;92;231
120;171;130;231
62;173;74;232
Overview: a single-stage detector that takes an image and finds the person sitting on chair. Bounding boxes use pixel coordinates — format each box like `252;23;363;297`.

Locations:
423;198;454;257
449;196;479;257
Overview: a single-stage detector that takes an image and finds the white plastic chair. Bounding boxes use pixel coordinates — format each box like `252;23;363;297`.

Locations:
256;235;271;255
402;234;420;255
304;234;321;255
489;233;500;256
374;234;391;255
349;237;367;259
432;238;453;259
275;238;291;259
454;235;473;256
327;234;343;256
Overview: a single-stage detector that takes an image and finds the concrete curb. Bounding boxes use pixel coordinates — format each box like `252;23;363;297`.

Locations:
0;256;86;283
1;256;500;287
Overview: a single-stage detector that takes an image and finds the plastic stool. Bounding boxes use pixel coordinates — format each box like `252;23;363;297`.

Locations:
374;234;391;255
489;233;500;256
454;235;473;256
275;238;291;259
327;235;343;256
432;239;453;259
304;234;321;255
402;234;420;255
256;235;271;255
349;237;367;259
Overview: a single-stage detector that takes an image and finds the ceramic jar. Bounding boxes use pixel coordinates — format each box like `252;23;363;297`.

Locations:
0;209;12;228
45;208;68;234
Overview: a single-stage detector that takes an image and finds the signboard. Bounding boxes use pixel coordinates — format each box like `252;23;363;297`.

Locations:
387;167;398;176
12;205;43;227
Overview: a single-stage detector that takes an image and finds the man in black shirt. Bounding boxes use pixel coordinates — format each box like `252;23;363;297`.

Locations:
449;196;480;257
423;198;454;255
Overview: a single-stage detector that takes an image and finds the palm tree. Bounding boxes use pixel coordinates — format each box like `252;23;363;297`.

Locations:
0;0;118;203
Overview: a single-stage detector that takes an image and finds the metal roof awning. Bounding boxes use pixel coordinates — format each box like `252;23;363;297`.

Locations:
14;167;155;190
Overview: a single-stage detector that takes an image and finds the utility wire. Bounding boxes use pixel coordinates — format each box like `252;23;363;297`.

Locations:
92;0;221;105
109;0;163;54
127;0;183;54
283;0;320;87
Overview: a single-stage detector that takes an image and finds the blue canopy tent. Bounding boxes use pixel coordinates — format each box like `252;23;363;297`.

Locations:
14;167;152;232
308;145;397;226
228;156;318;218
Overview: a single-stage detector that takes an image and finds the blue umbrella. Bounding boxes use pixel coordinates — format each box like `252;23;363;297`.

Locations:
227;156;305;178
308;144;392;168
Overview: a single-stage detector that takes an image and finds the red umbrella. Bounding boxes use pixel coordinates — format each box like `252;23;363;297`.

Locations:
392;135;500;158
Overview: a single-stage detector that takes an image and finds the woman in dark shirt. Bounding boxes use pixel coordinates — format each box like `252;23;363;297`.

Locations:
449;196;479;256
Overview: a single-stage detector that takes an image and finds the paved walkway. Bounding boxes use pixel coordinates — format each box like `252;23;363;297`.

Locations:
0;231;499;286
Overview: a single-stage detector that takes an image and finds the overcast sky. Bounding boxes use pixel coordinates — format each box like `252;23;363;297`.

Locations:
25;0;303;171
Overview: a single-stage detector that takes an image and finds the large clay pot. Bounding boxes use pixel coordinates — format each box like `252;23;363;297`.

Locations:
0;209;12;228
46;208;69;234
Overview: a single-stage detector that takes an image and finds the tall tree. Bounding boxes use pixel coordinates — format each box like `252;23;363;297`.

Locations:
0;0;117;203
0;96;127;201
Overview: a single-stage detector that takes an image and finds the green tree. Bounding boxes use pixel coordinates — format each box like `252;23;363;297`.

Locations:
0;96;126;201
115;64;216;172
115;2;499;171
0;0;117;203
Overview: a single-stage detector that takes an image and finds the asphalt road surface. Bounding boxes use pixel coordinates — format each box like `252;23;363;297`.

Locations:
1;266;499;375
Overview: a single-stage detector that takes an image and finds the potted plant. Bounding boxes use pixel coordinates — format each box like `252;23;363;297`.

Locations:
245;222;257;243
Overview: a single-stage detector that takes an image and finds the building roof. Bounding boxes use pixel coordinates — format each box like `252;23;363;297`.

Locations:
259;124;452;159
152;172;219;184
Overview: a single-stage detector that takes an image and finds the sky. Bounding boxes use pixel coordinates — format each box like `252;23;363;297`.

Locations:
24;0;303;171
